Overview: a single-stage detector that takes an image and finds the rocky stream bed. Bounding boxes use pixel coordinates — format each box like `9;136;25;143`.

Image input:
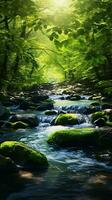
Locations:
0;83;112;200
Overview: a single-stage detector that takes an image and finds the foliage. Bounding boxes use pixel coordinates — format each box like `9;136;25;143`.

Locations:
47;0;112;89
0;0;48;90
0;0;112;93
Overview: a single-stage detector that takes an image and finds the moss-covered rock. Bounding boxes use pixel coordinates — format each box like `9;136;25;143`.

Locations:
90;102;100;107
0;121;28;129
89;95;102;100
0;154;18;173
104;109;112;122
47;128;96;147
91;111;107;123
94;118;106;127
47;128;112;148
55;114;79;126
11;121;28;129
45;110;58;115
0;141;48;170
92;96;102;100
10;114;39;127
85;106;99;115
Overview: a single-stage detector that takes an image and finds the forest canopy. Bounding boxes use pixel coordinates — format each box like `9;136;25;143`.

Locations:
0;0;112;95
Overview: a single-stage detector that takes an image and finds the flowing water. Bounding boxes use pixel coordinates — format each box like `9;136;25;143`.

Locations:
0;95;112;200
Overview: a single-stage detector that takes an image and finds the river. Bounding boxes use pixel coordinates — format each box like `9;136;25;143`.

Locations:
0;94;112;200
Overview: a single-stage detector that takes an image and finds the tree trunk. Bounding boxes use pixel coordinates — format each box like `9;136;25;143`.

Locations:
2;15;10;81
13;54;19;75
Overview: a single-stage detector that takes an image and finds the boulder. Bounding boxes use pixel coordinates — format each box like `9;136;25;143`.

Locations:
94;118;106;127
10;121;28;129
47;128;96;147
92;96;102;100
90;102;100;107
55;114;79;126
91;111;107;123
104;109;112;122
10;114;39;127
45;110;58;115
0;141;48;170
47;128;112;148
0;121;28;129
60;96;65;100
89;95;102;100
84;106;99;115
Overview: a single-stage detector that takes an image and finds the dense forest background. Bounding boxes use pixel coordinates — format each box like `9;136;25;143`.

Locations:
0;0;112;96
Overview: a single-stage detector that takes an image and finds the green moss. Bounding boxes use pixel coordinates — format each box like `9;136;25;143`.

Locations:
11;121;28;129
55;114;79;126
10;114;39;128
91;111;107;123
47;128;96;147
48;128;112;148
0;121;28;129
92;96;102;100
0;141;48;170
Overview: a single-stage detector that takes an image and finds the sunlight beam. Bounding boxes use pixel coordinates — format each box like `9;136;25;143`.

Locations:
52;0;69;8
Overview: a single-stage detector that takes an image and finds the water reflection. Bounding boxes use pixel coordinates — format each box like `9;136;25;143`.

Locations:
6;169;112;200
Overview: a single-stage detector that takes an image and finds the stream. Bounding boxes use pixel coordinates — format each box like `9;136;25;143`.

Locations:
0;94;112;200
